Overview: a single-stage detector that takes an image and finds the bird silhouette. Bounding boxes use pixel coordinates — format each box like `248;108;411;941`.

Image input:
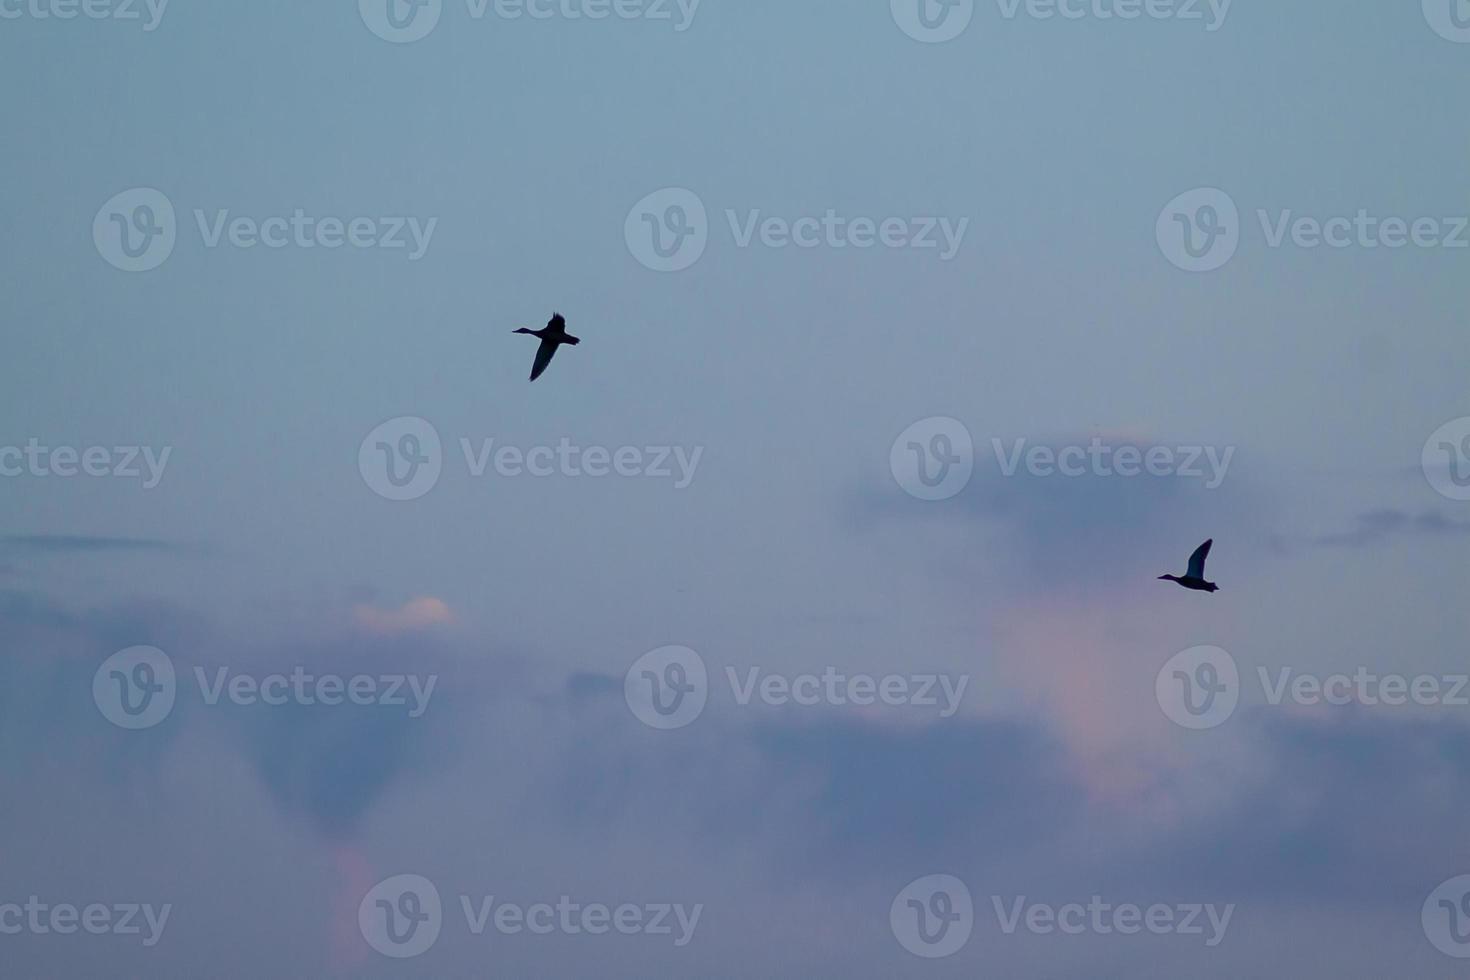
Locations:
514;313;580;382
1159;539;1219;592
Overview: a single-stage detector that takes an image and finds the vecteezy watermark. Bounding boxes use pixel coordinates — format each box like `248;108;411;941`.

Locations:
624;189;708;273
1423;417;1470;502
992;437;1234;489
0;0;168;30
92;648;438;730
1424;874;1470;958
1158;187;1470;272
358;0;701;44
0;898;171;947
92;647;177;730
891;875;974;958
358;875;702;959
991;896;1234;946
93;188;437;272
1257;668;1470;710
624;646;709;730
0;440;171;489
1155;187;1240;272
193;666;437;718
359;417;443;502
890;417;974;502
360;876;443;959
358;417;704;501
623;647;970;730
890;0;974;43
625;188;969;272
1424;0;1470;43
726;667;968;717
1156;646;1239;730
890;420;1234;502
92;188;176;273
889;876;1233;956
1157;646;1470;730
891;0;1231;43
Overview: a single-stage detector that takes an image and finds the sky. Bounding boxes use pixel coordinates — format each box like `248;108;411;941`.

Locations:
2;0;1470;975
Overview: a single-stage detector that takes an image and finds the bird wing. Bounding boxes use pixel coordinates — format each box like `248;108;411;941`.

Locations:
529;339;558;381
1187;539;1213;579
547;313;566;333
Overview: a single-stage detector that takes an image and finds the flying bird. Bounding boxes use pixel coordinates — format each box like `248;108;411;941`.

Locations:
1159;539;1219;592
514;313;580;382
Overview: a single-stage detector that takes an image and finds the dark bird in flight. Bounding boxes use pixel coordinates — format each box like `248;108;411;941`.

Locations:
1159;539;1219;592
514;313;580;382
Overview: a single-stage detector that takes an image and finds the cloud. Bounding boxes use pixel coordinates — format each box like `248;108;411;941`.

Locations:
858;434;1269;594
1308;509;1470;549
547;675;1470;909
0;587;82;630
351;596;455;634
564;671;623;700
746;714;1080;869
8;587;1470;974
1135;708;1470;906
0;534;205;556
0;588;468;843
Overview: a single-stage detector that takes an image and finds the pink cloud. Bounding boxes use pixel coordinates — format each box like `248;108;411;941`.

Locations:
352;596;455;635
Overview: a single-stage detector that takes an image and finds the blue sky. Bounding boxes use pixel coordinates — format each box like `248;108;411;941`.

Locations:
2;0;1470;975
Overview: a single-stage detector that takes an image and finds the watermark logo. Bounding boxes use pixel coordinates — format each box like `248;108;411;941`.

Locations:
1156;646;1238;730
1161;655;1470;729
1157;187;1239;273
626;188;969;270
479;0;700;29
95;650;436;728
1160;188;1470;271
626;188;708;273
891;875;973;958
95;191;437;271
992;438;1234;488
0;0;169;30
360;417;443;501
362;422;703;500
1425;875;1470;957
1259;667;1469;709
891;417;974;501
94;188;176;273
995;0;1231;29
727;667;968;716
895;0;1230;41
92;646;177;730
626;652;968;728
992;896;1233;945
1424;417;1470;502
360;874;443;959
0;440;172;488
892;0;975;43
462;894;701;945
0;898;172;946
1424;0;1470;43
459;438;702;487
625;646;708;730
361;875;701;953
363;0;699;43
194;667;437;717
360;0;442;42
192;210;436;258
726;210;968;259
